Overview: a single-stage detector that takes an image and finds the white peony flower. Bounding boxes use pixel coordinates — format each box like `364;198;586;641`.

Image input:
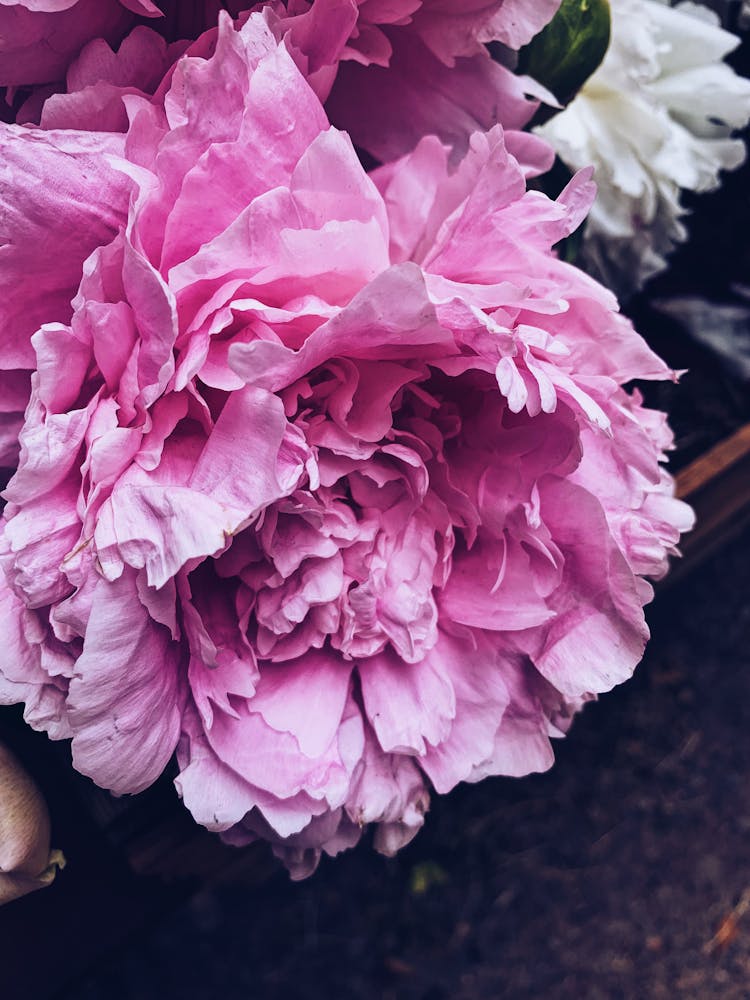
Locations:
537;0;750;298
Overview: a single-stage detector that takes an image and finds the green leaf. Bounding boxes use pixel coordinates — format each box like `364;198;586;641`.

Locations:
518;0;611;109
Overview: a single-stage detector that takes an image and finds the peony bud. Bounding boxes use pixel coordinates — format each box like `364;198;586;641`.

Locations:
0;742;64;906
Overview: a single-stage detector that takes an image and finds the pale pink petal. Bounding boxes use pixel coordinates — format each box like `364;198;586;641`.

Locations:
412;0;560;55
66;569;183;794
420;631;511;794
360;647;455;755
248;651;353;759
534;478;649;698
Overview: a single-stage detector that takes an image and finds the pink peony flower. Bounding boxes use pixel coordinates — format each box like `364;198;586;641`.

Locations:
0;13;691;876
7;1;559;161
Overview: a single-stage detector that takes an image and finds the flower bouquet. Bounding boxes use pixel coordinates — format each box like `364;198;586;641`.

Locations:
3;0;745;890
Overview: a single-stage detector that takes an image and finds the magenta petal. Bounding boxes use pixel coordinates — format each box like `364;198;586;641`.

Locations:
534;479;649;698
360;648;455;755
440;535;556;632
328;32;540;163
67;570;183;794
249;651;353;759
0;126;130;372
0;0;134;87
420;631;511;794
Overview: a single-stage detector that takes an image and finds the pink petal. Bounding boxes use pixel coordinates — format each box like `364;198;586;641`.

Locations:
0;0;134;87
420;631;511;794
359;647;455;755
0;126;130;371
67;569;183;794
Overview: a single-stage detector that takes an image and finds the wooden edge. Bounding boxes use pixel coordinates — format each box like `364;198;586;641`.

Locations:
668;422;750;584
675;423;750;499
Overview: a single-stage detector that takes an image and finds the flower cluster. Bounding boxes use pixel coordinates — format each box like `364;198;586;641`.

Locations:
537;0;750;298
0;12;693;875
